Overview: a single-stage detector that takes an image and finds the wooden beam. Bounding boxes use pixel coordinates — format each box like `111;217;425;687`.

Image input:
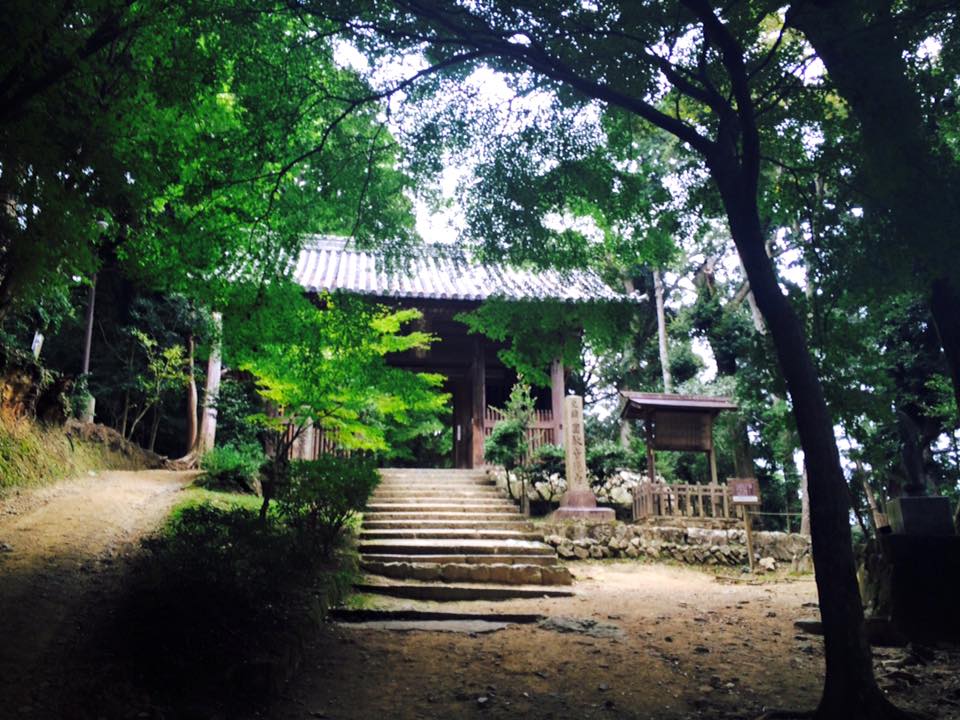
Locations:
470;337;486;468
645;416;657;482
550;359;565;447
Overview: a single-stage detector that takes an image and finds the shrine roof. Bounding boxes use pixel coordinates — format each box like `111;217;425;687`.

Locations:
293;237;637;304
620;391;738;418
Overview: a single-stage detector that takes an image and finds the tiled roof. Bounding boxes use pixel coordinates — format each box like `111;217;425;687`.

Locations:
292;237;636;303
620;391;738;417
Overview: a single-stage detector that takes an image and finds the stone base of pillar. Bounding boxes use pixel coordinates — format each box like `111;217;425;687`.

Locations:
552;488;615;521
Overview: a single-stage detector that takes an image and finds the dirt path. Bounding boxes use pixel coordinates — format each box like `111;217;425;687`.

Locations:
257;563;960;720
0;470;194;718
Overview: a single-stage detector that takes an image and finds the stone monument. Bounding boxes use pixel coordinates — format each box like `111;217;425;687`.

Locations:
553;396;615;521
887;411;956;536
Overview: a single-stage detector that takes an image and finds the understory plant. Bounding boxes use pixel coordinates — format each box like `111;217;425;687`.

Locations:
484;381;535;500
198;442;266;493
276;455;380;556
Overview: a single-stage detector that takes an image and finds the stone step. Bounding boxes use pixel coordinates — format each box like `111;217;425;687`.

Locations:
362;519;531;531
366;502;518;513
380;475;496;487
354;576;575;601
362;553;560;567
372;488;502;497
360;528;541;541
364;511;522;521
368;499;514;509
358;538;555;556
362;560;573;586
376;482;496;490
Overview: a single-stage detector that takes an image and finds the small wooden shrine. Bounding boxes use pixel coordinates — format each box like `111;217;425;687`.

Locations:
291;237;636;467
620;391;738;485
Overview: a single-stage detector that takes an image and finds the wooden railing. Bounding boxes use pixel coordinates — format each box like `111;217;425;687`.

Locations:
632;482;734;521
483;406;558;462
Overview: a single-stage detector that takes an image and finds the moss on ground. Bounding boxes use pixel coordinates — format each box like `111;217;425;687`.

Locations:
0;417;144;494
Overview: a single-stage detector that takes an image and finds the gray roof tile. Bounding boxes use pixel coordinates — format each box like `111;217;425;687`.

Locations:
293;237;636;304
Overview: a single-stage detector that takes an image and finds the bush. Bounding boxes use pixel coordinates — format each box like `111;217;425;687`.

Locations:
276;455;380;556
116;498;355;707
586;440;629;482
198;442;266;493
484;418;528;471
526;443;565;479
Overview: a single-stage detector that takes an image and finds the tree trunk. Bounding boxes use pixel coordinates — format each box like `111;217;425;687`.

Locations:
730;416;755;479
653;268;672;393
185;333;198;454
197;312;223;455
714;166;896;717
78;273;97;422
800;465;811;537
148;404;161;453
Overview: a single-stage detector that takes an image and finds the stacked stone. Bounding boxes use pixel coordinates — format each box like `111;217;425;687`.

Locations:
542;520;812;570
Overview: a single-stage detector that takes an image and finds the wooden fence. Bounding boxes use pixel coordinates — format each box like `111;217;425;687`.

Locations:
632;481;736;521
483;406;558;463
285;422;349;460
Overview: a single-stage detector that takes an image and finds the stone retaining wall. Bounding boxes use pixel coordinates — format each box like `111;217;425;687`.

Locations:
541;519;812;572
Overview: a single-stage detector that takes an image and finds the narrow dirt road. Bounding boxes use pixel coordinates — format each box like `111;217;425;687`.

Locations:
255;563;960;720
0;470;194;719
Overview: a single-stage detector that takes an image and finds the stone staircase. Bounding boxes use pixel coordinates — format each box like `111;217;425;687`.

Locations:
356;468;574;601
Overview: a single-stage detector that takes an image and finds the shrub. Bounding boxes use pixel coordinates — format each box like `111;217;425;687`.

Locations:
276;455;380;555
526;443;565;479
198;442;266;493
484;418;527;471
586;440;629;482
118;498;355;705
484;380;536;473
212;377;261;447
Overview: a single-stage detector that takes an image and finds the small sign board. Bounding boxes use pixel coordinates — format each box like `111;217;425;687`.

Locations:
728;477;761;505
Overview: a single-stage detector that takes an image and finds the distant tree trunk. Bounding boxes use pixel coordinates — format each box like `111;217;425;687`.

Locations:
730;417;755;479
652;268;672;393
119;340;134;438
81;274;97;375
197;312;222;454
800;465;811;536
184;333;198;453
148;404;161;453
79;273;97;422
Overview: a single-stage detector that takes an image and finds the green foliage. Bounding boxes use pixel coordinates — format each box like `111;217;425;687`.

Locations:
212;377;262;448
198;442;266;494
484;419;528;473
277;456;380;556
528;443;565;479
458;299;636;387
0;1;417;329
118;492;355;704
586;440;629;482
484;381;535;473
226;285;449;460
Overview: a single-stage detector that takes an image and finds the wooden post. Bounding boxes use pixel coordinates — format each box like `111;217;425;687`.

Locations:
744;506;755;572
550;359;565;447
644;416;656;482
470;337;486;468
707;447;718;485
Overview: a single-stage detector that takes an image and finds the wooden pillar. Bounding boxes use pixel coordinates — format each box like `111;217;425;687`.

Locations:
644;415;657;482
470;338;486;468
550;359;565;447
